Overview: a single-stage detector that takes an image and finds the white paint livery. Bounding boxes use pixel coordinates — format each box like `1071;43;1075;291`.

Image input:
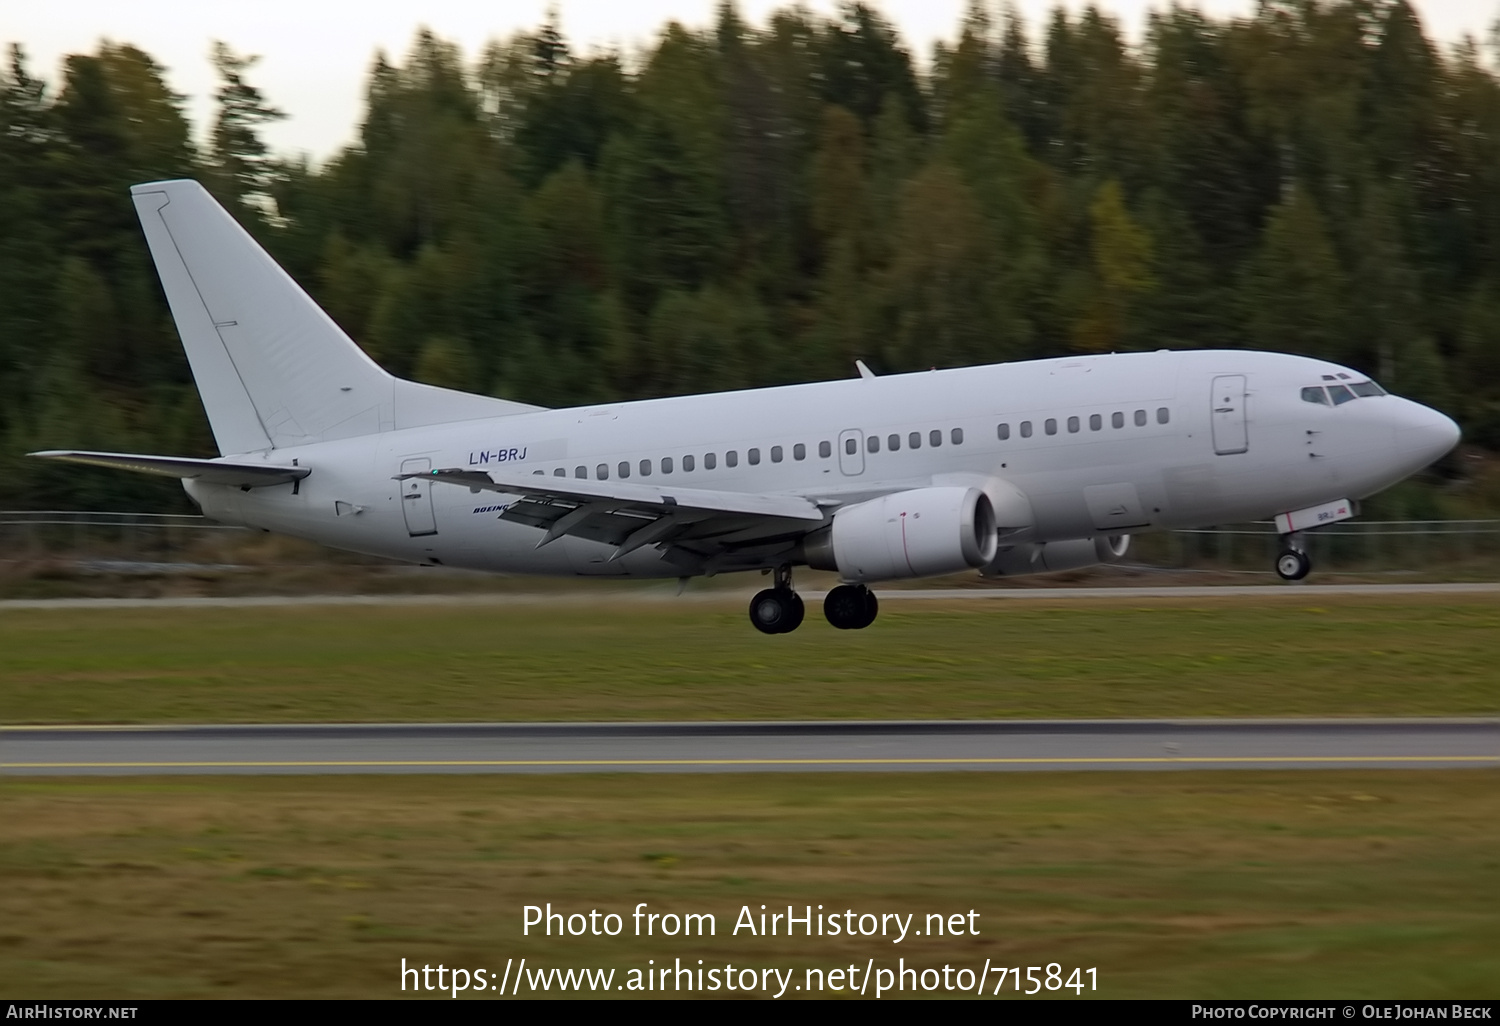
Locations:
32;181;1462;632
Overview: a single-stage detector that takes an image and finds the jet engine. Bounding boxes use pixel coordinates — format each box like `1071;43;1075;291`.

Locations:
803;486;998;582
981;534;1130;577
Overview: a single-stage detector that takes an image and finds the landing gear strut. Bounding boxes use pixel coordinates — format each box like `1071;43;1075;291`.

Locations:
824;583;879;630
1275;533;1312;581
748;564;805;634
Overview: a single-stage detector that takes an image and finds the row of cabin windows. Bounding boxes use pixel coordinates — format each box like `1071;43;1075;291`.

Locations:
858;427;966;455
997;407;1169;441
532;427;966;480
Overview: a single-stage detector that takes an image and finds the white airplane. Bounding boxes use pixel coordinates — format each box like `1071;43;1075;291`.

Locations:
34;180;1460;633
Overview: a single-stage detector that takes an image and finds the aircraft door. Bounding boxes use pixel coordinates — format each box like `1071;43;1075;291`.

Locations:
399;457;438;536
838;429;865;476
1210;375;1248;455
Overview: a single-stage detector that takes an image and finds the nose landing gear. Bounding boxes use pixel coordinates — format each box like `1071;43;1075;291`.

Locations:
748;564;806;634
1275;532;1311;581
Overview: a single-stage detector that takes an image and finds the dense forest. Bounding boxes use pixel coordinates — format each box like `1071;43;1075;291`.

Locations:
2;0;1498;511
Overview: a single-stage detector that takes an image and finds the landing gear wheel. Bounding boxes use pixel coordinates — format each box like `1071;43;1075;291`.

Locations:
1275;548;1311;581
749;588;803;634
781;591;805;632
824;584;878;630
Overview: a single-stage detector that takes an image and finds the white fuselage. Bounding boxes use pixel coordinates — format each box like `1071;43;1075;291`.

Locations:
185;350;1457;580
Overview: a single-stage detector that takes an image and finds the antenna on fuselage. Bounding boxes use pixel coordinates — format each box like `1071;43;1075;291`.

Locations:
854;360;876;380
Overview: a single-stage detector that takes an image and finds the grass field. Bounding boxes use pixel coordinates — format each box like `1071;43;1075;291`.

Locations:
0;772;1496;999
1;593;1497;723
3;594;1496;999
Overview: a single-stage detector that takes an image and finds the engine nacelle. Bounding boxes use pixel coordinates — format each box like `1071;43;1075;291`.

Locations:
804;487;998;582
981;534;1130;577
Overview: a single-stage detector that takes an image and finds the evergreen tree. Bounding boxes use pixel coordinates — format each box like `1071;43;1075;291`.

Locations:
207;42;285;208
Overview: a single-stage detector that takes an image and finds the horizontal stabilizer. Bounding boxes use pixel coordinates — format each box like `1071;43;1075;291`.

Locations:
403;468;826;522
30;450;310;489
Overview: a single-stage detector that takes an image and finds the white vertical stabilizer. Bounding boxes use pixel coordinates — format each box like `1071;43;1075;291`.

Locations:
130;180;542;455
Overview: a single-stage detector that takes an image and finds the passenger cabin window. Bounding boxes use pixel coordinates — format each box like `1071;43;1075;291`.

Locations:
704;453;717;470
1067;416;1080;434
909;432;921;449
1134;409;1147;426
1020;421;1033;438
793;443;806;461
533;469;544;475
684;454;695;471
1112;412;1124;429
771;445;784;463
1045;418;1058;436
748;448;761;466
726;450;738;467
822;441;834;458
618;461;630;479
867;435;880;453
575;466;586;478
640;459;651;476
952;428;963;444
1089;414;1102;431
844;438;856;456
888;434;900;451
597;464;609;480
930;430;942;447
998;423;1010;440
662;457;674;474
1327;384;1356;405
1157;407;1170;424
554;468;566;477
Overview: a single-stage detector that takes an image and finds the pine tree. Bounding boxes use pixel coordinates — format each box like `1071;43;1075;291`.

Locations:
207;42;285;208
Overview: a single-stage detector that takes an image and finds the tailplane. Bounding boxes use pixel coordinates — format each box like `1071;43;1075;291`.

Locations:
130;180;542;455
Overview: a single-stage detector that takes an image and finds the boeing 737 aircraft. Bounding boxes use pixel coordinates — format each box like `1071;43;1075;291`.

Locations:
33;181;1461;633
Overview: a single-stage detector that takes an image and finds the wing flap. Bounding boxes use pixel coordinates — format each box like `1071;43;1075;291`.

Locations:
29;450;309;488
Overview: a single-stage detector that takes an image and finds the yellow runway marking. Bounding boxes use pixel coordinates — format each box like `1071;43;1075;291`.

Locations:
2;755;1496;770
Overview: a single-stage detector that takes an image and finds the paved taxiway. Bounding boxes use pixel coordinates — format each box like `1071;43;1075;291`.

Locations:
2;719;1495;775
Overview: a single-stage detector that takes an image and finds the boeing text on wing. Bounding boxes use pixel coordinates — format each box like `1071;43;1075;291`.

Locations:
31;181;1461;633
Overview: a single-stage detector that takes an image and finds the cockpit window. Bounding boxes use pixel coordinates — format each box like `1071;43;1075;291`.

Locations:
1301;387;1331;405
1350;380;1386;397
1327;384;1356;405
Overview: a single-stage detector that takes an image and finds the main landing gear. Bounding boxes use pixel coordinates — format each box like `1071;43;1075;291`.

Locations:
747;566;880;633
748;564;805;635
1275;533;1312;581
823;583;878;630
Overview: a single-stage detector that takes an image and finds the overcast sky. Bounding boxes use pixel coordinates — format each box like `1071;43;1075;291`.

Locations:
9;0;1498;162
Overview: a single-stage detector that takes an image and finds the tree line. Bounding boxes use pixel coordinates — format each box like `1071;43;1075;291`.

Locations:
2;0;1498;511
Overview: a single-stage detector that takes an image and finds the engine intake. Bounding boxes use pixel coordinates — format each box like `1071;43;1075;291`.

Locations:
804;487;998;582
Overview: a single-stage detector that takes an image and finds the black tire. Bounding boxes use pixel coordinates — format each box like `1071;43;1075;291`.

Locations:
1275;548;1311;581
824;584;875;630
749;588;802;634
781;591;805;633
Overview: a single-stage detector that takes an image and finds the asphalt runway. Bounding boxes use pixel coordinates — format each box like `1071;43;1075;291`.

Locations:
2;719;1495;775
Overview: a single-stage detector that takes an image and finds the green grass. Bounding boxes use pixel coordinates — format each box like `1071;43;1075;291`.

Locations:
1;594;1497;723
0;772;1495;998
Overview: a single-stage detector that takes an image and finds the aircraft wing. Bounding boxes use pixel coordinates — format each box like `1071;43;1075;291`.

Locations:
405;467;828;570
30;450;310;488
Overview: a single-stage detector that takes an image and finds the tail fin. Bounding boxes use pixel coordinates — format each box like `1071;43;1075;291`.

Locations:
131;180;542;455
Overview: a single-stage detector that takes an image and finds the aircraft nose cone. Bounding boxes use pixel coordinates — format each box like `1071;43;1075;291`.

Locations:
1398;403;1461;467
